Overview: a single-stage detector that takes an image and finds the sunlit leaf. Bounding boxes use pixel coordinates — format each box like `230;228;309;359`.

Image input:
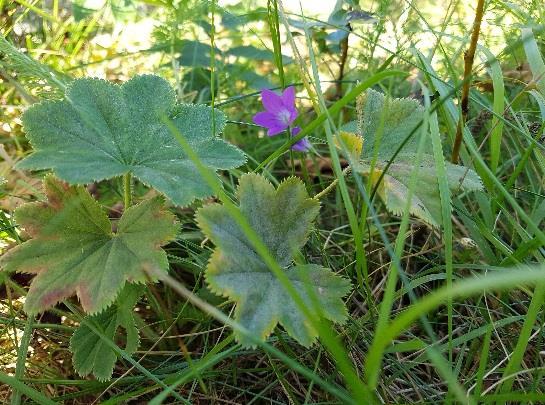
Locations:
522;28;545;96
196;174;351;347
343;88;431;159
0;176;178;315
342;89;483;226
18;75;246;206
70;284;143;381
356;154;482;227
72;0;136;21
227;45;292;64
335;130;363;160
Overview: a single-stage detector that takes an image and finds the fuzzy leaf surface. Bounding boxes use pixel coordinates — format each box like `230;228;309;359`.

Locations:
343;88;431;159
356;154;482;226
197;173;351;346
70;284;143;381
17;75;246;206
0;176;178;315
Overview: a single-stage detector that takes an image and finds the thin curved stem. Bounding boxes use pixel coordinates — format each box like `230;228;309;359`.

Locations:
451;0;486;163
313;166;351;200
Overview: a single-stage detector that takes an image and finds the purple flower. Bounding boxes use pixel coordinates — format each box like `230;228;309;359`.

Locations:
253;86;298;136
290;127;311;152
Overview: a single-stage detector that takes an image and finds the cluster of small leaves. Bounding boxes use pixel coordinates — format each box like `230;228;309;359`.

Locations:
70;284;143;381
197;174;351;347
342;89;483;226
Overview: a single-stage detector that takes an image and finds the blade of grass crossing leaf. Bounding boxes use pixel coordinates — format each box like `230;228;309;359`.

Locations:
322;148;454;402
429;111;454;363
365;87;437;390
299;9;371;300
298;17;385;400
160;116;372;403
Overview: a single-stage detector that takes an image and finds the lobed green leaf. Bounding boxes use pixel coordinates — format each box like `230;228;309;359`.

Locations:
197;173;351;346
0;176;178;315
18;75;246;206
70;284;143;381
342;89;483;226
343;88;431;159
356;154;482;227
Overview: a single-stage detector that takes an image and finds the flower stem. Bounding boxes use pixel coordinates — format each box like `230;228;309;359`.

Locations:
313;166;351;200
451;0;485;163
123;172;132;209
287;127;295;175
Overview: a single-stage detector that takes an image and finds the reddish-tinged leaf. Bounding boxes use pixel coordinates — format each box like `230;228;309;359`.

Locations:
0;176;178;315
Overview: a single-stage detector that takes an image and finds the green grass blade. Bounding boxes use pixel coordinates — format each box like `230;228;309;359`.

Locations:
0;371;57;405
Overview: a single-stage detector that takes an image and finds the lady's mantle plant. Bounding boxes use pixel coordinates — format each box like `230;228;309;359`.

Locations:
0;74;248;380
0;74;350;380
0;176;177;315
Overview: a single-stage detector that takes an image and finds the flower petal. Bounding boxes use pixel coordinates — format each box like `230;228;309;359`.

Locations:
253;111;279;127
261;89;284;113
291;137;312;152
281;86;296;107
287;107;298;124
253;112;288;136
267;125;287;136
290;127;311;152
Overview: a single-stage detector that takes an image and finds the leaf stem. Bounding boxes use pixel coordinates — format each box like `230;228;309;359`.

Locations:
123;172;132;209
